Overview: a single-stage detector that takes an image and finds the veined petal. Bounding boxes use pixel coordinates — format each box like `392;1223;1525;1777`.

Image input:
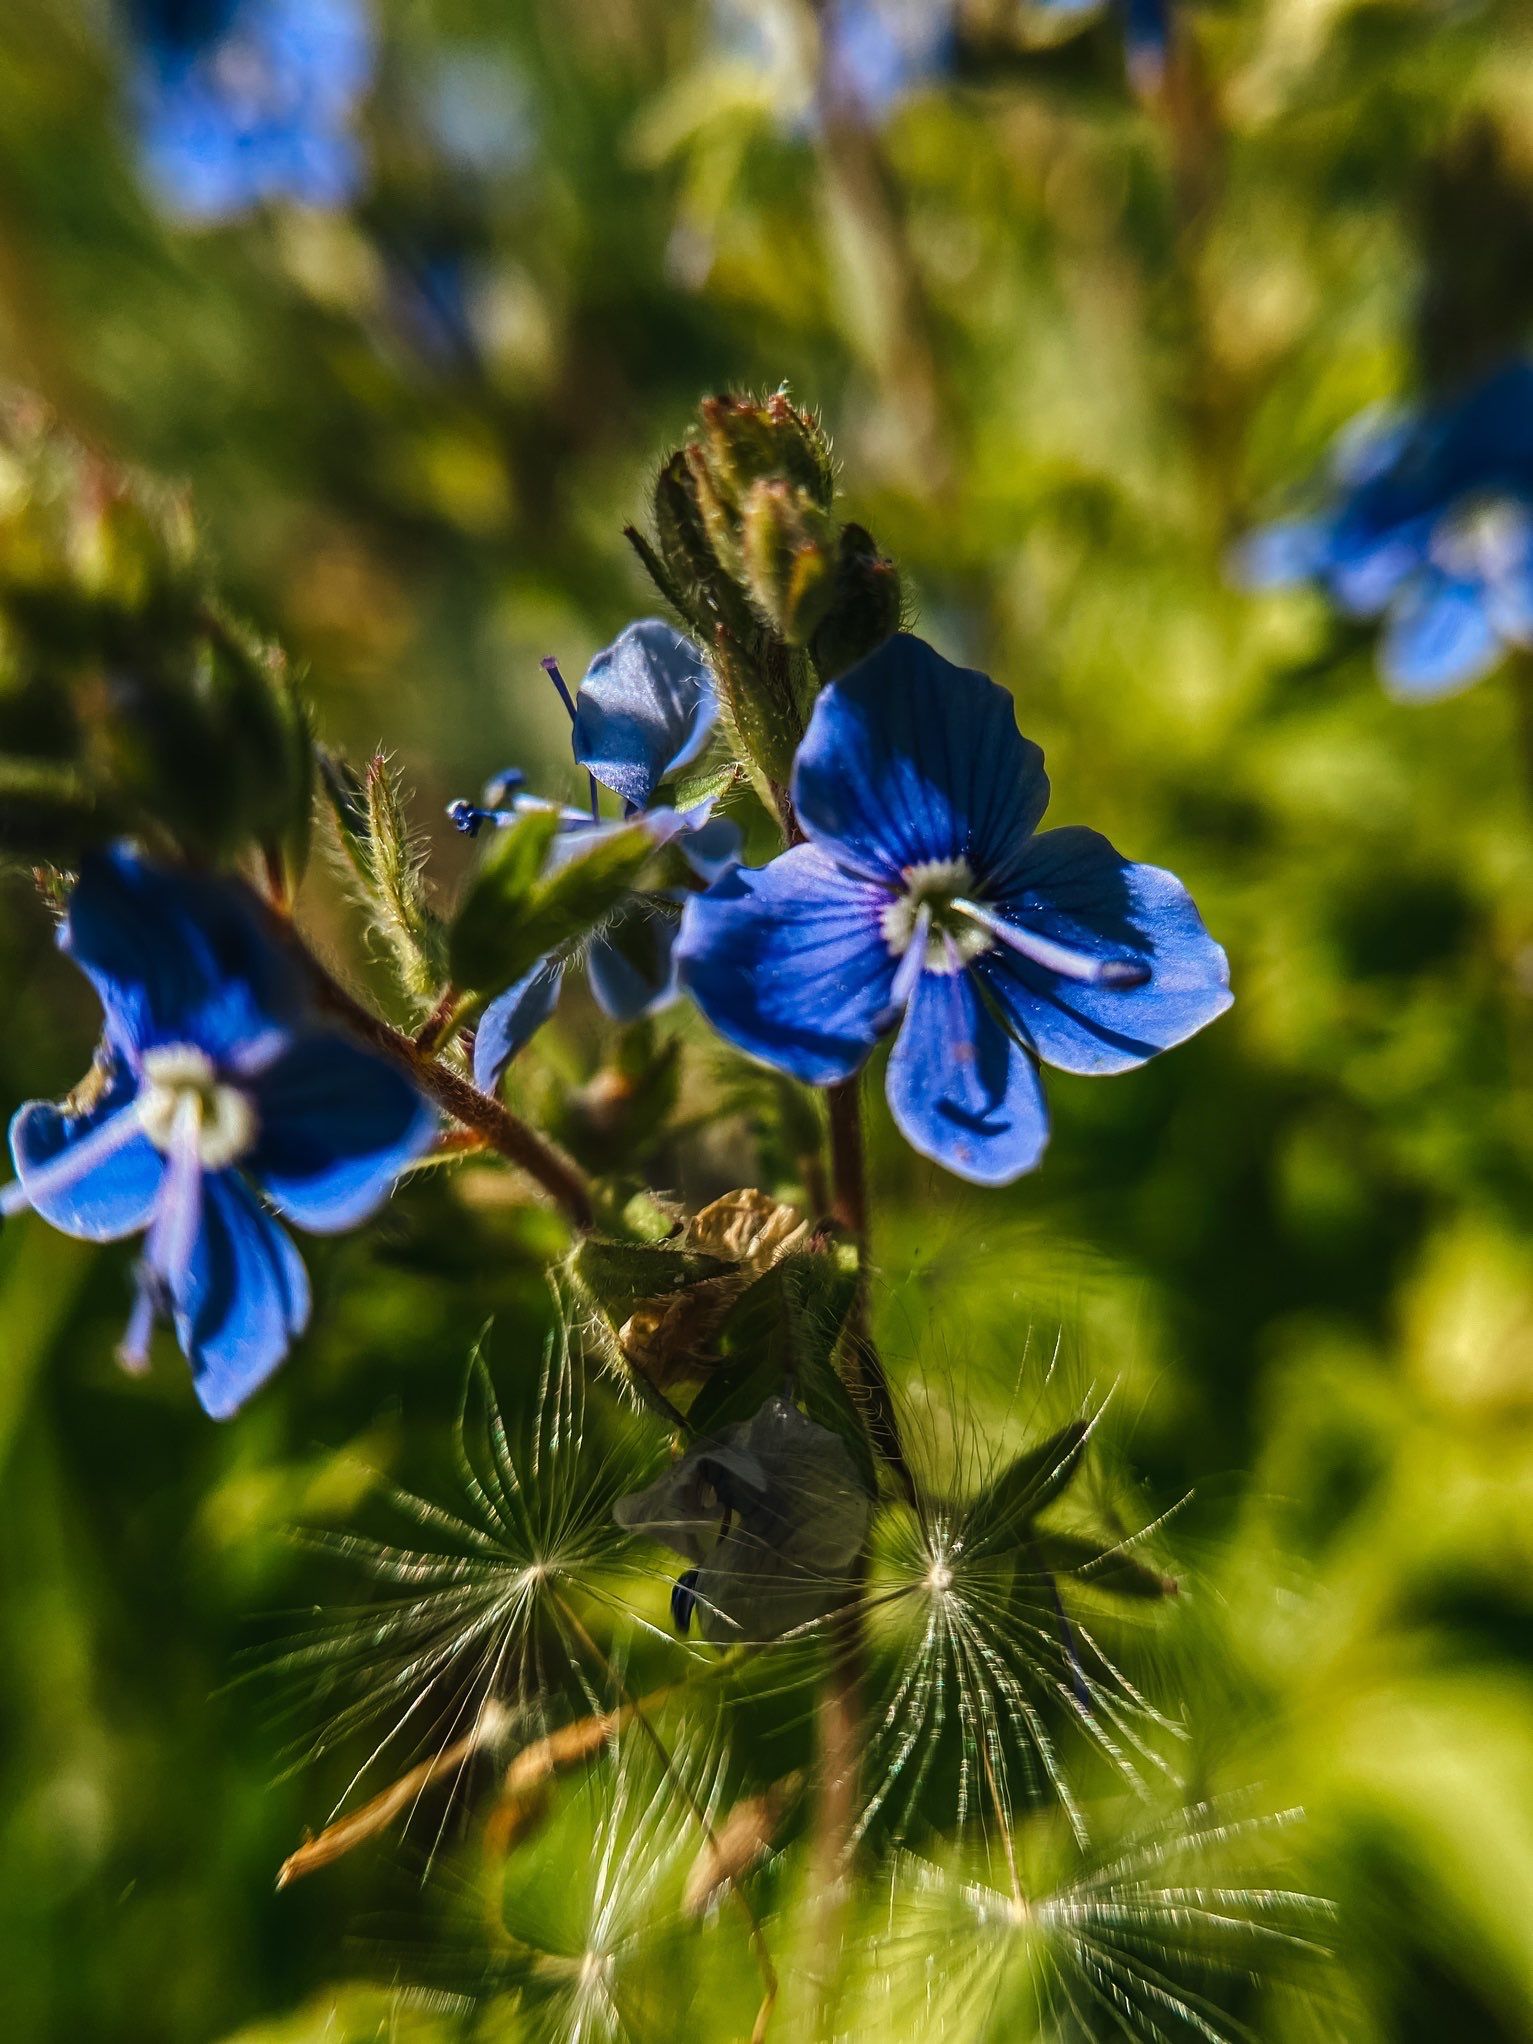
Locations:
885;969;1049;1186
676;846;893;1087
6;1066;164;1240
792;634;1050;886
586;901;680;1021
983;827;1232;1076
572;621;715;808
1381;569;1502;700
64;845;304;1063
246;1033;437;1234
173;1173;311;1419
472;962;565;1094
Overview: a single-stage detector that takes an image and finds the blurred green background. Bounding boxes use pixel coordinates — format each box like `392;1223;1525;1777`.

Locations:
0;1;1531;2038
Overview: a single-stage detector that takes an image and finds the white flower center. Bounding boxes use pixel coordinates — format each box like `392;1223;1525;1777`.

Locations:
138;1045;257;1171
880;858;993;975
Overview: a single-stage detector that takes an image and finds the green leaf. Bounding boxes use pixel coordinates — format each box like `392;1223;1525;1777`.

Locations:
0;757;127;862
966;1420;1091;1549
690;1252;873;1491
449;813;656;999
666;759;738;812
1030;1530;1178;1601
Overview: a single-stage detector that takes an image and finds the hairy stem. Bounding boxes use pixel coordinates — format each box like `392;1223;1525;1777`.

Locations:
297;947;594;1231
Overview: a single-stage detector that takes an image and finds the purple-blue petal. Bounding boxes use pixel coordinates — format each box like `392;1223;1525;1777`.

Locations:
982;827;1232;1076
572;621;716;809
676;846;893;1087
587;904;680;1022
1380;570;1501;701
791;634;1050;888
173;1172;310;1419
472;962;565;1094
65;846;304;1065
8;1067;164;1241
679;811;743;885
885;969;1049;1186
246;1032;437;1233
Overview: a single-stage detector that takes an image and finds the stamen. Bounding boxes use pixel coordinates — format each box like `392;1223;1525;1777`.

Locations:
874;903;931;1030
952;899;1150;989
117;1269;162;1374
541;657;602;822
0;1097;147;1220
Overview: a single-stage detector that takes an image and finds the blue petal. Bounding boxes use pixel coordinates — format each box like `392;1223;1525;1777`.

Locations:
247;1033;438;1233
7;1065;164;1240
1380;570;1501;701
65;846;303;1064
676;846;892;1086
792;634;1050;888
472;963;565;1093
1328;518;1434;617
680;812;743;885
587;904;681;1022
572;621;716;808
885;969;1049;1186
982;828;1233;1077
173;1173;311;1420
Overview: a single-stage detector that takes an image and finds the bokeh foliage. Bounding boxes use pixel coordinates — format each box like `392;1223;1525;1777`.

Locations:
0;1;1531;2038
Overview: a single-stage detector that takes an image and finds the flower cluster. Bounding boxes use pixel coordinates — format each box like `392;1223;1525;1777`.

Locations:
677;632;1230;1185
1238;359;1533;700
123;0;374;221
3;847;434;1415
451;620;739;1093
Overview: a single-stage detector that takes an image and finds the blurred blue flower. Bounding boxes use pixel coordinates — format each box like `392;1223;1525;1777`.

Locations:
1237;361;1533;701
451;623;740;1091
1;847;435;1416
822;0;955;117
123;0;374;221
676;634;1230;1186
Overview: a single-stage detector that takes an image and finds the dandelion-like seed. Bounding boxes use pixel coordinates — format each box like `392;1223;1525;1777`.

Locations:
860;1803;1337;2042
264;1317;674;1880
858;1363;1186;1856
413;1737;738;2044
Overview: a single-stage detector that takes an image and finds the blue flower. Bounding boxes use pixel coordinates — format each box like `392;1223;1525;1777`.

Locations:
1;847;436;1416
822;0;955;118
451;623;740;1092
675;634;1231;1187
124;0;374;222
1237;360;1533;701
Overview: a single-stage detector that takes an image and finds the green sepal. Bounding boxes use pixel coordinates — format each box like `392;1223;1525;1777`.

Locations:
965;1420;1090;1549
569;1234;738;1325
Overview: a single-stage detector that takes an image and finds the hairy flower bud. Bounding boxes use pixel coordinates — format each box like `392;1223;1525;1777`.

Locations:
740;478;839;647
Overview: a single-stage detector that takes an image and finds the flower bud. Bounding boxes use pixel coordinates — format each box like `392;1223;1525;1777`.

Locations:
809;522;902;681
739;477;839;648
697;390;834;514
